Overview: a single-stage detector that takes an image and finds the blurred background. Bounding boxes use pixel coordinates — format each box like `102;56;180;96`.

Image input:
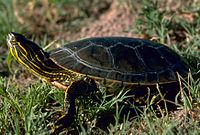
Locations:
0;0;199;134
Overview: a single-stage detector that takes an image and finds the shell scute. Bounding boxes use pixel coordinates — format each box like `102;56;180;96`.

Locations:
50;37;189;84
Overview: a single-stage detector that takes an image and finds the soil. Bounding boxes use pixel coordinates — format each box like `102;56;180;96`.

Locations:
68;1;137;40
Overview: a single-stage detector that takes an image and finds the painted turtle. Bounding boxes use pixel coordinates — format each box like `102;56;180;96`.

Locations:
7;32;189;133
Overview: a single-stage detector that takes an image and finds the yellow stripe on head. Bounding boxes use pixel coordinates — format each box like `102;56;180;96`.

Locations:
17;42;28;56
11;44;50;80
7;32;73;82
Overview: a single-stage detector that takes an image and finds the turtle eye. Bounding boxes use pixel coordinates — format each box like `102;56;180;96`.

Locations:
7;39;17;48
8;39;17;46
10;40;16;44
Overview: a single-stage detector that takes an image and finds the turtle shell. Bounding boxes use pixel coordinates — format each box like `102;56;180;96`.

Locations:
49;37;189;85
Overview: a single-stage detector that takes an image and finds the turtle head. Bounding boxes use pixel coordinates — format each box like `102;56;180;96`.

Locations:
6;32;51;75
6;32;67;81
7;32;51;65
7;32;46;60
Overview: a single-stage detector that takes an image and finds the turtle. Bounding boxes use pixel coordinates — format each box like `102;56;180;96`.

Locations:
7;32;189;133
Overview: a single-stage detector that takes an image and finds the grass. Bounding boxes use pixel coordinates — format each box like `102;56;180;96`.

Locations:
0;0;200;135
0;0;23;45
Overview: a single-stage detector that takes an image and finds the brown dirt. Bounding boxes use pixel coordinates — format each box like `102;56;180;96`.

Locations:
67;0;137;40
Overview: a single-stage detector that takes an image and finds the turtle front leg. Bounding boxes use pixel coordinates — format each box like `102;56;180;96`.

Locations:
51;77;98;134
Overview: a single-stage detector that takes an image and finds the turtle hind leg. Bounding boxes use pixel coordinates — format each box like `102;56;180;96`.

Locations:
51;78;98;134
